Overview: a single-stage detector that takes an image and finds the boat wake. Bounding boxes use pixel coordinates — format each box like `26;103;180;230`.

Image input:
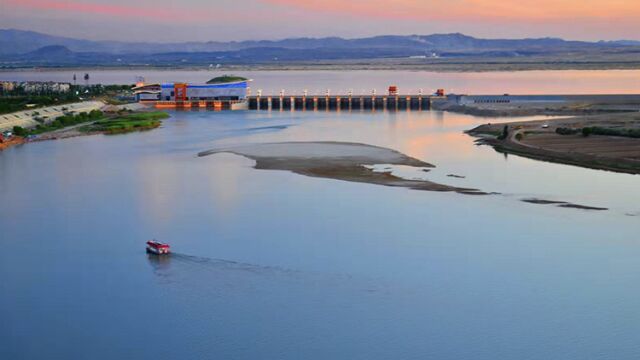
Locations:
147;252;386;295
167;253;300;276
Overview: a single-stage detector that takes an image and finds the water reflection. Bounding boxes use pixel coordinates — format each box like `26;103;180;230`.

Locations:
135;155;180;224
146;253;173;283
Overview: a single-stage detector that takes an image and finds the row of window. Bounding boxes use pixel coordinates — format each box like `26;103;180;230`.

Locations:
473;99;511;103
164;96;241;101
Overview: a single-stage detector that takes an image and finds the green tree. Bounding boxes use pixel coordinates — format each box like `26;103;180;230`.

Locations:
498;125;509;140
12;126;27;137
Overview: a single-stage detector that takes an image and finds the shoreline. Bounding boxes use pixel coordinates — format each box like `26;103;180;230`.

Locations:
467;113;640;175
0;107;167;151
0;136;25;151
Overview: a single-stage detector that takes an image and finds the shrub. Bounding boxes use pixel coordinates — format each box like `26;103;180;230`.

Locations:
583;126;640;138
12;126;27;137
556;127;579;135
497;125;509;140
89;109;103;119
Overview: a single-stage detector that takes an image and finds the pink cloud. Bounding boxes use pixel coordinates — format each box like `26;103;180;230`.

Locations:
6;0;206;22
262;0;640;23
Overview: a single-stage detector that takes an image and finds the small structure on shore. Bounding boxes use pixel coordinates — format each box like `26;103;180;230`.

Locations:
132;83;161;102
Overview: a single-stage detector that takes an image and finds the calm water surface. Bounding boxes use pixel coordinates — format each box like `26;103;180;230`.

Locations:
1;71;640;359
2;69;640;95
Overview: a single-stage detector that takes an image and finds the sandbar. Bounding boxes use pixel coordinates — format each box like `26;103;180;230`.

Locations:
199;141;485;194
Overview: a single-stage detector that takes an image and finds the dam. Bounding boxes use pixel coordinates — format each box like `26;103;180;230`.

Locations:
245;93;640;112
247;94;445;111
133;79;640;113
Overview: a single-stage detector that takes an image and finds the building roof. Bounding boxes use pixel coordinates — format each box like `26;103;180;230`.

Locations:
132;84;161;91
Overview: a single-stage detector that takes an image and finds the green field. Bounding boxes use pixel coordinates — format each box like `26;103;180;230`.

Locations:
82;111;169;135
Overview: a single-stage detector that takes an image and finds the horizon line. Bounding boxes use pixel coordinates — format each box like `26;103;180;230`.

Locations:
2;27;636;45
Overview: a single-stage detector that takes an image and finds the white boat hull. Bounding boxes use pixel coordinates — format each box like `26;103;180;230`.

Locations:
146;246;169;255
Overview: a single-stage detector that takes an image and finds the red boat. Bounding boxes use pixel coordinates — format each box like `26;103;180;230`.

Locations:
146;240;170;255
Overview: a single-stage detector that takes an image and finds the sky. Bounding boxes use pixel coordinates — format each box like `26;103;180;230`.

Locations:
1;0;640;42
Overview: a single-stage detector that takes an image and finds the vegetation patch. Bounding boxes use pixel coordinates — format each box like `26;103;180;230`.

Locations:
81;111;169;135
496;125;509;140
555;127;580;135
206;75;248;84
581;126;640;138
557;126;640;138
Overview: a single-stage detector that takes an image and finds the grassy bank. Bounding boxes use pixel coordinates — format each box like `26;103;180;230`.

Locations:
81;111;169;135
556;126;640;138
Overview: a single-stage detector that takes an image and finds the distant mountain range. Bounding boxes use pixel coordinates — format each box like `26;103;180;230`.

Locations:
1;29;640;67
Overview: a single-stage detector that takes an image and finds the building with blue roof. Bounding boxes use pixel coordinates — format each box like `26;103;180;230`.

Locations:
160;81;248;102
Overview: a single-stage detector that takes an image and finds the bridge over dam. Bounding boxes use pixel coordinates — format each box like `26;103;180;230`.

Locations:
247;94;444;111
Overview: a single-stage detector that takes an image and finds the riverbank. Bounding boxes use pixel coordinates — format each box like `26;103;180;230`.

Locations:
467;112;640;174
0;109;169;150
34;111;168;140
0;136;25;151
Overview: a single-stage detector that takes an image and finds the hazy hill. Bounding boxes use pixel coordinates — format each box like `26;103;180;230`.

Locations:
1;29;640;68
1;29;634;55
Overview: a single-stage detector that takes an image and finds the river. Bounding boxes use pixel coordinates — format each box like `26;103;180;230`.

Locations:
1;70;639;359
3;69;640;95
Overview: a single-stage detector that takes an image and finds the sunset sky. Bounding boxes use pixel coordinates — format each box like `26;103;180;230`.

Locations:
2;0;640;42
